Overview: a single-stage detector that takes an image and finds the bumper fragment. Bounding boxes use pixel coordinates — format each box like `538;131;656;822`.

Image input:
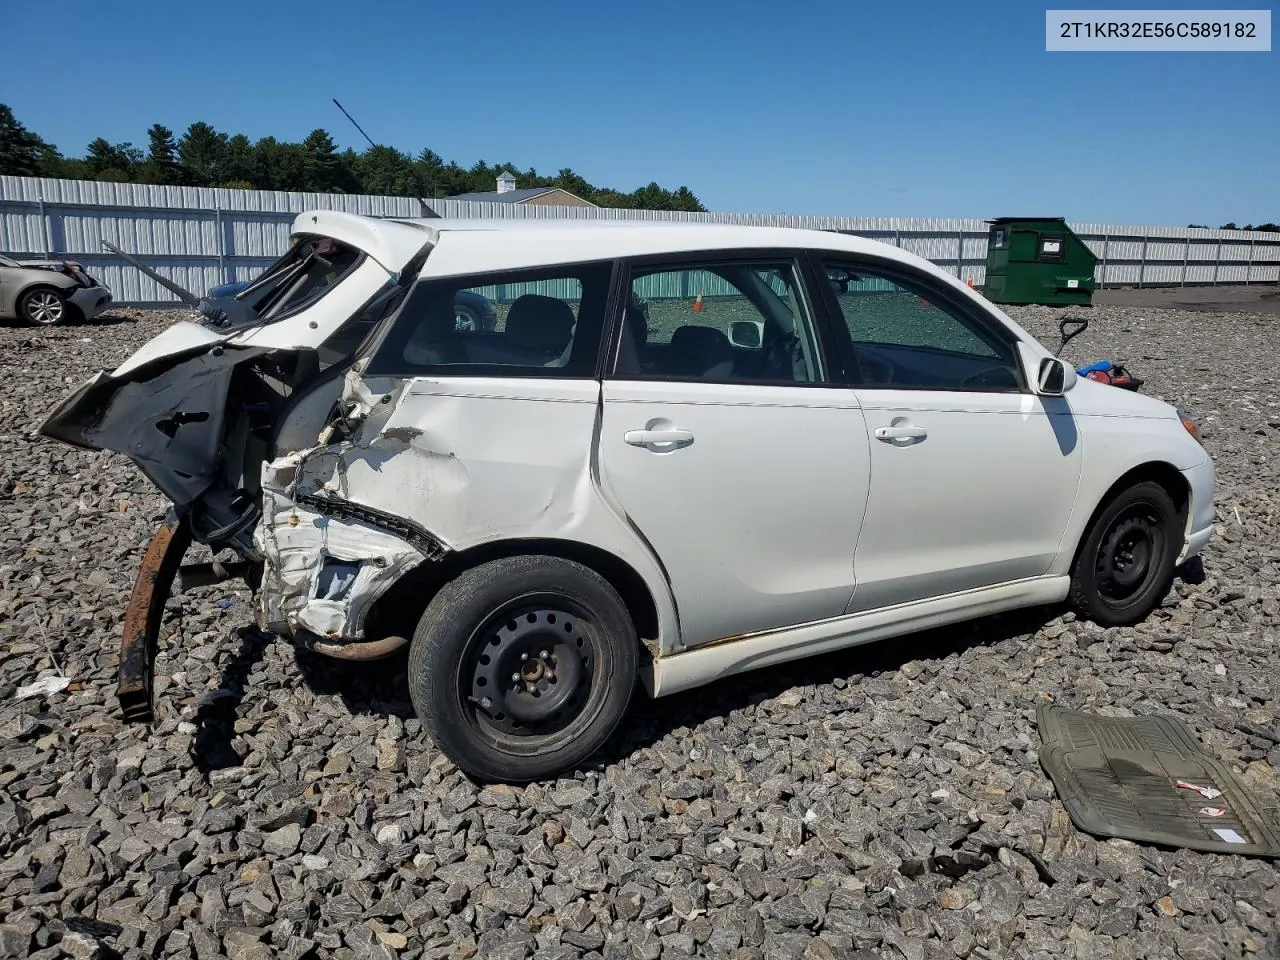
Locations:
118;510;191;722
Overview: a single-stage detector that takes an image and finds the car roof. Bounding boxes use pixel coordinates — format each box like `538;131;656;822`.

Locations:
392;215;941;280
289;209;952;285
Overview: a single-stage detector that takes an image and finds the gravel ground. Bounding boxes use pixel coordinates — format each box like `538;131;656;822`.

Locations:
1;300;1278;960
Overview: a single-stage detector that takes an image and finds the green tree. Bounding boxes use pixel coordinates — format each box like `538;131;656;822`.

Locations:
354;145;419;196
0;103;59;177
2;108;710;211
144;124;180;184
252;137;308;192
302;128;353;193
414;148;446;198
220;134;255;186
85;138;142;181
178;122;228;186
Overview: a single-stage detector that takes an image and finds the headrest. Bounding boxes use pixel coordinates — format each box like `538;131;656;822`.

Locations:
669;324;733;376
505;295;575;354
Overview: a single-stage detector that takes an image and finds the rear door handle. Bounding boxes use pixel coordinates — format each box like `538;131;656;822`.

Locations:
624;428;693;446
874;425;927;442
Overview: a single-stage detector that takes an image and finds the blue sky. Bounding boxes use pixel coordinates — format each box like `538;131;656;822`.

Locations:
5;0;1275;225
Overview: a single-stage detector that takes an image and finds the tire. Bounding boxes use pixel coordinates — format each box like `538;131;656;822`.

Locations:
1069;480;1181;627
19;287;71;326
453;304;484;332
408;555;638;783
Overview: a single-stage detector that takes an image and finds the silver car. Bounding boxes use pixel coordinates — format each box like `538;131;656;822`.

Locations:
0;255;113;325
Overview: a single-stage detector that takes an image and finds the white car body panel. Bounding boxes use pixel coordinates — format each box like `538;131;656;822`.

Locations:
598;379;871;648
255;374;682;650
849;388;1083;611
36;211;1217;706
648;575;1071;696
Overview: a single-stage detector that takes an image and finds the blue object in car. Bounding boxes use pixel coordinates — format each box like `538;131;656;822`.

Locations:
208;280;252;299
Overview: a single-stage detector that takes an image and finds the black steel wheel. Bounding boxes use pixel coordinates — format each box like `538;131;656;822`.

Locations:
1070;480;1181;626
408;555;637;782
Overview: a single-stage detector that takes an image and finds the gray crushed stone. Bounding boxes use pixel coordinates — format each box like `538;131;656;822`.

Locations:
0;302;1277;959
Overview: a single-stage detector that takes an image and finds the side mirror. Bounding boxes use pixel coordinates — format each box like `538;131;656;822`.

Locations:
1037;356;1077;395
727;320;764;349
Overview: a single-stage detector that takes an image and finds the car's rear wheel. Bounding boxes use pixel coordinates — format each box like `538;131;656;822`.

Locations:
20;287;70;326
408;555;638;782
454;304;483;331
1069;480;1181;627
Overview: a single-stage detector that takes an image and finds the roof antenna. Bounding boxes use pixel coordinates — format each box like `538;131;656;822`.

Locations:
332;98;440;219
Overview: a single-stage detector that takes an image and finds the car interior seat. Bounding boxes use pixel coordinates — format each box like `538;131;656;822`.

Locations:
667;324;735;379
503;294;576;363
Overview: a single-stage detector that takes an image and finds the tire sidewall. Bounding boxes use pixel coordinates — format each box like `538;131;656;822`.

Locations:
408;556;637;782
1073;481;1181;626
20;287;70;327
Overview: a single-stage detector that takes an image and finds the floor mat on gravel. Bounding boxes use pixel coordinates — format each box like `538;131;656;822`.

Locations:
1037;703;1280;857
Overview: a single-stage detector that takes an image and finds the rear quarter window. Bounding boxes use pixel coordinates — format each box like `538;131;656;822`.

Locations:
363;261;614;379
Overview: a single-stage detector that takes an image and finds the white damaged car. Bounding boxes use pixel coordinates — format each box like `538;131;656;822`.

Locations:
40;211;1215;781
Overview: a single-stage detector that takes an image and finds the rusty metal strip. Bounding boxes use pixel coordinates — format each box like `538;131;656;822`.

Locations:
117;510;192;723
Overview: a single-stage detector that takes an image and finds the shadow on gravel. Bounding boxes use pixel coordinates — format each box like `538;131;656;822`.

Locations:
219;563;1206;775
191;625;272;772
290;644;416;720
597;604;1064;767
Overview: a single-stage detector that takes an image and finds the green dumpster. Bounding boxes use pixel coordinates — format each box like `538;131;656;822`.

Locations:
982;217;1097;306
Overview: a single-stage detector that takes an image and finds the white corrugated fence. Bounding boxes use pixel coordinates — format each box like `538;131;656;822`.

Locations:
2;176;1277;304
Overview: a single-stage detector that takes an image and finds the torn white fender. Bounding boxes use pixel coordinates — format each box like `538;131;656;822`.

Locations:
254;373;682;660
255;473;431;638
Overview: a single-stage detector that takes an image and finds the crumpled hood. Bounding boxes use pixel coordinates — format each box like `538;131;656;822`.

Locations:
12;258;84;270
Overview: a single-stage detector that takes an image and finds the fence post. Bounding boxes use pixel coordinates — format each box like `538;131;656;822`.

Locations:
894;229;901;248
1181;237;1191;287
1138;236;1148;288
37;195;50;257
1212;237;1222;286
956;230;964;279
215;204;226;284
1100;234;1110;288
1245;235;1254;285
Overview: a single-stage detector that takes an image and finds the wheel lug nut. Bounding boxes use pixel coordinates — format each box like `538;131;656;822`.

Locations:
520;653;528;661
539;650;549;659
511;673;520;683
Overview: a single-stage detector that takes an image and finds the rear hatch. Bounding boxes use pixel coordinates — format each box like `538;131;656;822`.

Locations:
38;211;437;552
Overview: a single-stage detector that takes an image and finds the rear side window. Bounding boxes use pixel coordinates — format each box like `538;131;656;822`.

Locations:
363;261;613;378
614;259;824;384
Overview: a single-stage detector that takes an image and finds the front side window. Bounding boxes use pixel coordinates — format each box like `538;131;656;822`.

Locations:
364;262;612;378
614;259;823;384
823;260;1023;392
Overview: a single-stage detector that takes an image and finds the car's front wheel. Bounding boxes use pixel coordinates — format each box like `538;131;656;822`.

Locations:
19;287;71;326
408;556;638;782
1069;480;1181;626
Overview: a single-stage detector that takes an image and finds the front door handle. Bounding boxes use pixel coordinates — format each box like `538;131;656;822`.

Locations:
624;428;694;446
874;424;927;442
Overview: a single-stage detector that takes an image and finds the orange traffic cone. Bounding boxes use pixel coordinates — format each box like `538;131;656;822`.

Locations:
692;292;704;314
966;276;974;288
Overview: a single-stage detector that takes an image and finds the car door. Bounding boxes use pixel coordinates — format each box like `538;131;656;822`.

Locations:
814;255;1083;613
596;252;871;650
